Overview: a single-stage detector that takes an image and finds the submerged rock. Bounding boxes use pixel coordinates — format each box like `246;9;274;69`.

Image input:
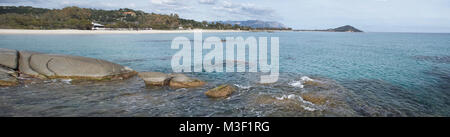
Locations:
169;74;205;88
205;84;235;98
0;48;18;70
18;51;136;80
300;76;329;88
303;80;326;87
0;67;17;77
138;72;170;86
0;68;17;86
300;93;330;105
253;94;311;112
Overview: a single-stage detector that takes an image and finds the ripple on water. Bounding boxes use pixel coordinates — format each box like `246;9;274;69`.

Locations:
413;55;450;64
2;72;444;116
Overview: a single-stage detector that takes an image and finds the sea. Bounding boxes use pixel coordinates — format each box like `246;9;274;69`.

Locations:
0;31;449;116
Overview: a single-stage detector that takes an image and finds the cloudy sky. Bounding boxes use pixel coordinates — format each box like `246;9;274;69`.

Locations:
1;0;450;32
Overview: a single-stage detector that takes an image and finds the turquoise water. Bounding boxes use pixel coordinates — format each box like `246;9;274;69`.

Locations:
0;32;449;116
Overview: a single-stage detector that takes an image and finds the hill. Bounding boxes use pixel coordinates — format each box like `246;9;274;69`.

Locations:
0;6;251;30
295;25;363;32
218;20;291;30
328;25;363;32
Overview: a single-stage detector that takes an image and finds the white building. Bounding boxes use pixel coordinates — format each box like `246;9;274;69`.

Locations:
92;22;105;30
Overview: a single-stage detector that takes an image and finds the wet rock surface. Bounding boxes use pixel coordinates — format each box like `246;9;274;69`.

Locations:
0;67;17;86
137;72;206;88
205;84;236;98
168;74;206;88
138;72;169;86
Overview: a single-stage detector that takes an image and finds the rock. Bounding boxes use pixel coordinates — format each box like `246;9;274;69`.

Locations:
0;48;18;69
19;51;137;80
300;93;329;105
169;74;205;88
0;68;17;86
18;51;43;77
138;72;170;86
205;84;235;98
0;67;18;77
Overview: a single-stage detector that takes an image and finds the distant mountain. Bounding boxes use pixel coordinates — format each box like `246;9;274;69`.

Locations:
295;25;363;32
328;25;363;32
217;20;288;29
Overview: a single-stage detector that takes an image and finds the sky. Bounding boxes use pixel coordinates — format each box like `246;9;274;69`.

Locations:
1;0;450;32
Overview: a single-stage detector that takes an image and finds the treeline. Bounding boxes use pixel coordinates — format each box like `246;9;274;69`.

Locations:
0;6;258;30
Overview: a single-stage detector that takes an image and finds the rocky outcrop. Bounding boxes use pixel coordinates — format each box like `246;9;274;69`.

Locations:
138;72;170;86
138;72;206;88
18;51;136;80
0;48;137;87
168;74;205;88
0;48;18;69
205;84;235;98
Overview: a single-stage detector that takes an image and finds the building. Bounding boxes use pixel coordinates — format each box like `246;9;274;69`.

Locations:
122;11;136;16
92;22;105;30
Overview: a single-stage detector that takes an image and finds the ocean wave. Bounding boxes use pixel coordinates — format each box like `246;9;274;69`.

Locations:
275;94;321;111
288;76;316;88
288;81;303;88
234;84;251;90
300;76;314;82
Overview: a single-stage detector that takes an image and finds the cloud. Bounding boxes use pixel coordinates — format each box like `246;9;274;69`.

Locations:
150;0;180;6
212;1;278;21
0;0;46;4
0;0;279;22
198;0;216;5
148;0;192;13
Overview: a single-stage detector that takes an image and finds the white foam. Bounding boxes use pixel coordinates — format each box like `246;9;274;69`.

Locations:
175;88;188;92
61;79;72;84
276;94;298;100
275;95;287;100
276;94;321;111
301;105;318;111
288;81;304;88
234;84;251;90
300;76;314;82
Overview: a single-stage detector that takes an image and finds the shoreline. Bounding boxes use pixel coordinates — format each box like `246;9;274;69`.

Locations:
0;29;247;34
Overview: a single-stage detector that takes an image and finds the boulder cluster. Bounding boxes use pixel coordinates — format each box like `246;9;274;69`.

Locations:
137;72;205;88
1;48;235;98
137;72;235;98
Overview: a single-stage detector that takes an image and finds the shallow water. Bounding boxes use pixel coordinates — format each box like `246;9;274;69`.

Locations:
0;32;449;116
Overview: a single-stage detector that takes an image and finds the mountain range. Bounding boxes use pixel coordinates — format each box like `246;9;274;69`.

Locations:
217;20;289;29
295;25;363;32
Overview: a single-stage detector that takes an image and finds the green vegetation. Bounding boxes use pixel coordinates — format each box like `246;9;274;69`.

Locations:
0;6;258;30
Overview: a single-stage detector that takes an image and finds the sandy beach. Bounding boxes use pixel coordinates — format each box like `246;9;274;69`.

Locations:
0;29;246;34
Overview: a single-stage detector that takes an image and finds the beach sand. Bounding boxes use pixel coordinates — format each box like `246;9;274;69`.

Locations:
0;29;246;34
